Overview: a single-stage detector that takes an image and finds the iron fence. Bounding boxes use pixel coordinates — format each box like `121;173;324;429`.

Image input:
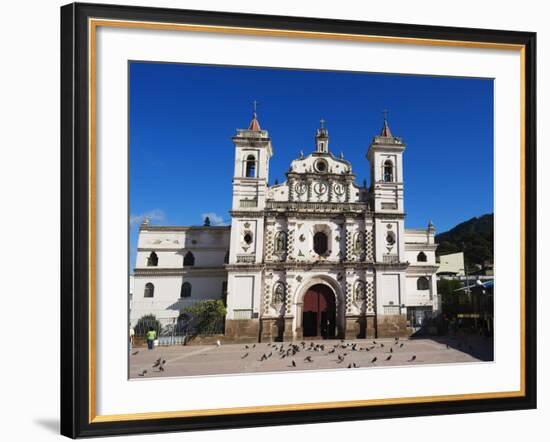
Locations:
132;314;225;346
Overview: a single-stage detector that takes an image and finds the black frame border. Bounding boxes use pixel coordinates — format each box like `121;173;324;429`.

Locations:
60;2;537;438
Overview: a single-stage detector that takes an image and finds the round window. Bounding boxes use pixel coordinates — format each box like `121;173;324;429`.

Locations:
386;232;396;245
315;159;328;173
244;232;253;244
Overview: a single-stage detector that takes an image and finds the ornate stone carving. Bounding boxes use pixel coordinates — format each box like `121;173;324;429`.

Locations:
365;280;375;314
365;228;374;261
345;280;353;313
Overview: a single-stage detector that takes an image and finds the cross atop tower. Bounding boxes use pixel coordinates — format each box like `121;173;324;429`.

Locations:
380;109;393;137
320;118;326;129
248;100;261;131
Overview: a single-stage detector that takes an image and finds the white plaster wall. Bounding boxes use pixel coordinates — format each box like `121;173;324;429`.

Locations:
404;276;434;307
404;249;437;265
267;182;289;201
376;272;402;313
374;218;405;262
226;271;263;318
131;274;227;325
136;228;230;269
136;247;228;269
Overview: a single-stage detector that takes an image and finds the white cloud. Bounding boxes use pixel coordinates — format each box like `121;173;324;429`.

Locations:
201;212;227;226
130;209;166;227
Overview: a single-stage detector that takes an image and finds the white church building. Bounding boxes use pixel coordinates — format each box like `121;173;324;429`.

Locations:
131;112;440;341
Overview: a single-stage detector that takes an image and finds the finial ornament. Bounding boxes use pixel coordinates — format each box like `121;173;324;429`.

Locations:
253;99;259;117
380;109;393;137
320;118;325;129
248;100;262;131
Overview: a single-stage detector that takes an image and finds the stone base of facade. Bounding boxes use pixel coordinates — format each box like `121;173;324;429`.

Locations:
224;315;410;343
344;315;377;339
224;319;260;343
283;317;295;341
260;317;284;342
366;316;376;338
345;316;361;340
376;314;410;338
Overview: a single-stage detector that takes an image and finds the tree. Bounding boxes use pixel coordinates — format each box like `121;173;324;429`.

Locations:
437;279;463;312
182;300;227;334
134;314;161;337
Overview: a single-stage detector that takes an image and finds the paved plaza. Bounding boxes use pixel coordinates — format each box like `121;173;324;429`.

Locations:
130;336;493;379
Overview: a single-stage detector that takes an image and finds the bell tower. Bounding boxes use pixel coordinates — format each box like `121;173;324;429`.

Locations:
367;113;406;214
315;118;329;153
367;113;409;336
225;105;273;342
230;107;272;212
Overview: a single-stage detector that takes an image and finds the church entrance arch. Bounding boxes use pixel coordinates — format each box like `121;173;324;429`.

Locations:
302;284;336;339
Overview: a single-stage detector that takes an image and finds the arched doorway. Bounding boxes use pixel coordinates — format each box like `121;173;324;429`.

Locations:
302;284;336;339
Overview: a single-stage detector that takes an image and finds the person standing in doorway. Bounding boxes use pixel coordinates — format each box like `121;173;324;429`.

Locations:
146;327;157;350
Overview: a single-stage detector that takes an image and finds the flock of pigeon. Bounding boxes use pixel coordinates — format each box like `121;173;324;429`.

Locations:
137;356;166;377
240;337;418;370
133;337;482;377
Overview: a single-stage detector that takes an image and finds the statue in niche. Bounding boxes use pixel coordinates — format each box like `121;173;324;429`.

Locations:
355;281;366;301
272;283;286;305
274;231;287;253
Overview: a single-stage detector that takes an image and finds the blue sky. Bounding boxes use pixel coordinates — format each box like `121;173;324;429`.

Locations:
129;62;494;269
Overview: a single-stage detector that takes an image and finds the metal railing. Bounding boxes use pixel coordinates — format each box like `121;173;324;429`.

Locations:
383;305;401;315
240;199;258;208
131;314;225;346
383;255;400;264
233;309;253;320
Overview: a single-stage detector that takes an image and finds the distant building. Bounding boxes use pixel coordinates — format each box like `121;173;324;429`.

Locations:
131;113;440;340
450;279;494;335
470;260;494;276
437;252;465;276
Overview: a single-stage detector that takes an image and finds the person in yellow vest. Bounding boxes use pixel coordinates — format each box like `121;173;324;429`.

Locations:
146;327;157;350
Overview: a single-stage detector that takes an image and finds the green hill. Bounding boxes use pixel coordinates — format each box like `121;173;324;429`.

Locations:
435;213;493;267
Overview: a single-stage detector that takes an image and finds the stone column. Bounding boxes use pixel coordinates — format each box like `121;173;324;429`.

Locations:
282;277;295;341
265;219;275;262
287;217;296;261
344;217;354;262
366;316;376;338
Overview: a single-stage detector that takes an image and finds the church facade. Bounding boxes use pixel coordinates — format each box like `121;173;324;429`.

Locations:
131;112;439;340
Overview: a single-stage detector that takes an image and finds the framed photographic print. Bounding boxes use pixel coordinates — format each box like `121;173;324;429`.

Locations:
60;2;537;438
